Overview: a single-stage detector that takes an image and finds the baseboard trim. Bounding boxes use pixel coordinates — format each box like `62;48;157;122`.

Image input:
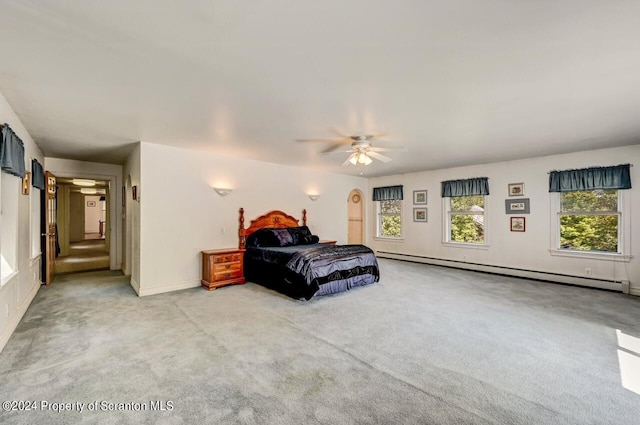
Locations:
0;281;40;354
377;251;624;292
137;280;200;297
130;277;140;296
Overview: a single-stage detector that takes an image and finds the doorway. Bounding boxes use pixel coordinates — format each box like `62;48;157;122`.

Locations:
53;177;110;274
348;189;364;244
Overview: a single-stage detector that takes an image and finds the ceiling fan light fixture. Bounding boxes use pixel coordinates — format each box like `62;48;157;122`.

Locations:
358;153;372;165
349;155;358;165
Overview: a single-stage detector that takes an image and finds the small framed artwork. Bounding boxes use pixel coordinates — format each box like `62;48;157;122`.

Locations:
87;201;96;207
505;198;530;214
508;183;525;197
132;185;138;201
413;190;428;205
22;171;31;195
413;208;427;222
510;217;526;232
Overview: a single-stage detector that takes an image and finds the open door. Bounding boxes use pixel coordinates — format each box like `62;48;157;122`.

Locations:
43;171;57;285
348;189;364;244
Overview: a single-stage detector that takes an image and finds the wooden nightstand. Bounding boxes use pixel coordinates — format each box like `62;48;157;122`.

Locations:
319;240;337;245
201;248;245;290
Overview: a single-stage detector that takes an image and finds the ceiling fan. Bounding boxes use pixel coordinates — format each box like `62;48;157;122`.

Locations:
297;131;407;166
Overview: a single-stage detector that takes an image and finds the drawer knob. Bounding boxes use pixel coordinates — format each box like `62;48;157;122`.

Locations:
225;264;231;269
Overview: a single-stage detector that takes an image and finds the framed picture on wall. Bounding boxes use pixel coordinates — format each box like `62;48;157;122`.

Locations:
413;190;427;205
413;208;427;222
505;198;530;214
132;185;138;201
508;183;525;196
510;217;526;232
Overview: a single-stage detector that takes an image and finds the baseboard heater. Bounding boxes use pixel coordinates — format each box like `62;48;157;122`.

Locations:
376;251;630;294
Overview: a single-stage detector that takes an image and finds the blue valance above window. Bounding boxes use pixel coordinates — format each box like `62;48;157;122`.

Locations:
549;164;631;193
1;124;26;178
441;177;489;197
373;185;403;201
32;159;45;190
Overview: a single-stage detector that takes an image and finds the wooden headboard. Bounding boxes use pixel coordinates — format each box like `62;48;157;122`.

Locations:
238;208;307;249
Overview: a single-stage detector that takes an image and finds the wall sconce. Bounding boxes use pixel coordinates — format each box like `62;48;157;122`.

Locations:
308;194;320;201
214;187;233;197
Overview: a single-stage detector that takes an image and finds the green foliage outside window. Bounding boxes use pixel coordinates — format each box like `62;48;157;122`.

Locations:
379;200;402;238
560;190;618;252
449;195;484;244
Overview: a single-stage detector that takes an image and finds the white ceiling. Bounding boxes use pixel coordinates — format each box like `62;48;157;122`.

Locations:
1;1;640;177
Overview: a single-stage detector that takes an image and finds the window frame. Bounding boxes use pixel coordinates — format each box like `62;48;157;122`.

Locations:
549;190;631;261
1;172;20;285
442;195;489;249
375;199;403;240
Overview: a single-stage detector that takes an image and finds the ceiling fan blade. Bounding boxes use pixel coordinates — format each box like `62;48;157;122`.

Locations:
370;133;390;139
329;127;351;139
295;138;342;143
369;146;408;152
323;148;356;155
367;151;393;163
320;142;357;154
342;153;357;166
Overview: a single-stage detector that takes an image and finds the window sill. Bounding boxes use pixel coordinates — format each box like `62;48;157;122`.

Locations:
374;237;405;242
30;253;42;265
1;271;18;288
549;249;632;262
442;242;490;250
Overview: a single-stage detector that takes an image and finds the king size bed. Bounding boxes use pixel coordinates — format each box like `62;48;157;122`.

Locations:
238;208;379;300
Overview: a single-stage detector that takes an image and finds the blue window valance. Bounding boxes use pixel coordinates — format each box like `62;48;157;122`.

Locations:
1;124;26;178
441;177;489;197
373;185;403;201
549;164;631;193
32;159;45;190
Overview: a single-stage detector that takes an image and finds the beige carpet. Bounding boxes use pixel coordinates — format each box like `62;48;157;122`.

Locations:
54;240;109;274
1;260;639;424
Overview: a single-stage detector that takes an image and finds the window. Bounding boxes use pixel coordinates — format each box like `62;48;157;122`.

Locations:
559;189;619;252
377;199;402;238
549;164;630;259
1;173;19;283
446;195;486;244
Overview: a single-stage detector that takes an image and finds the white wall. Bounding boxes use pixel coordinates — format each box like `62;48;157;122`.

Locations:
84;195;102;234
135;142;368;296
368;145;640;295
44;158;123;270
0;91;45;353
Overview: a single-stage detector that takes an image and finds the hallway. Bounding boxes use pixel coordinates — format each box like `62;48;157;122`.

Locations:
54;239;109;274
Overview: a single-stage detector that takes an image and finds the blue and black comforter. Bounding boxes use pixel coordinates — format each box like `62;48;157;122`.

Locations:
244;243;379;300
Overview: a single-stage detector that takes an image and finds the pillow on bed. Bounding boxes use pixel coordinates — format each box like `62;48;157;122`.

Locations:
246;228;294;247
271;228;294;246
287;226;312;245
246;228;280;248
300;235;320;245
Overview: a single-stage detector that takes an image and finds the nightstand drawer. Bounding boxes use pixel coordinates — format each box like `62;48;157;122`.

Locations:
214;254;241;263
213;269;243;281
214;262;242;273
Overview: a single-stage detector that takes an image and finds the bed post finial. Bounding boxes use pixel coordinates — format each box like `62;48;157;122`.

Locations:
302;209;307;226
239;208;246;249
